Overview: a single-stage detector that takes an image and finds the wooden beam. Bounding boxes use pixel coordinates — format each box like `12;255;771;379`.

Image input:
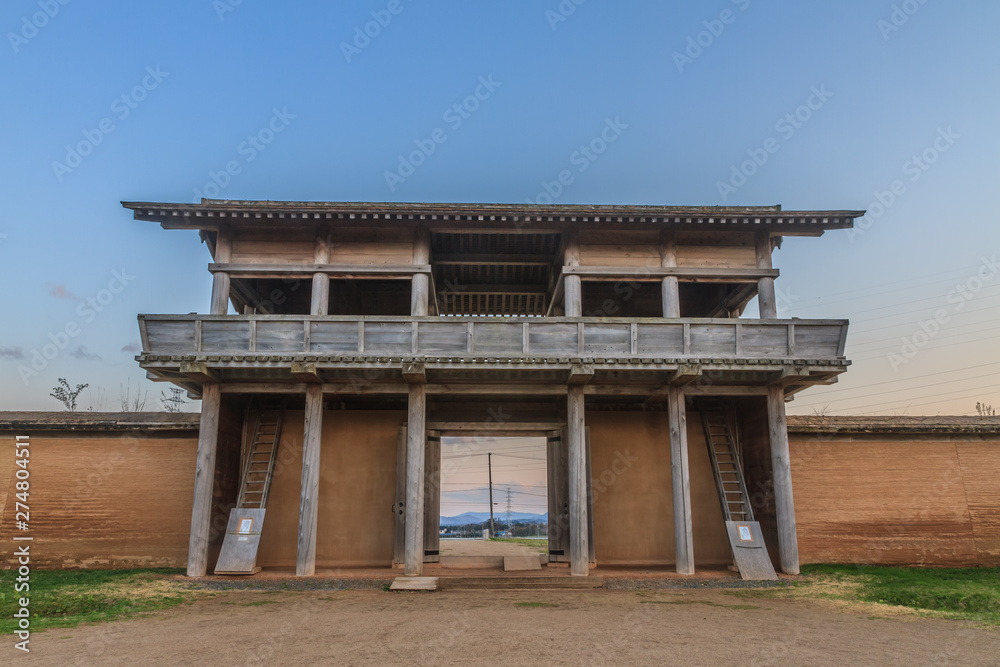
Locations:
209;226;232;315
411;227;431;317
768;367;811;386
311;227;331;316
404;384;426;576
567;384;589;576
393;426;407;566
402;362;426;384
186;383;220;577
423;433;441;562
767;385;799;574
564;266;779;282
564;230;582;317
661;230;680;318
668;386;694;575
756;231;777;318
179;361;218;383
681;385;770;396
290;362;322;382
296;384;323;576
669;364;702;385
208;263;431;277
567;364;594;385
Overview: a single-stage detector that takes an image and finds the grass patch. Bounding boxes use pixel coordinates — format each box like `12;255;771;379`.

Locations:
515;601;558;608
0;568;189;634
804;564;1000;623
490;537;548;551
638;597;758;610
726;565;1000;624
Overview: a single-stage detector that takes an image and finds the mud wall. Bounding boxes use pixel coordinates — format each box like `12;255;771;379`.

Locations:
0;432;197;568
790;433;1000;566
587;410;731;567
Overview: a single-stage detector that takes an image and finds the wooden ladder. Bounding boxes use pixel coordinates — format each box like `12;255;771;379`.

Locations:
700;399;753;523
236;399;285;510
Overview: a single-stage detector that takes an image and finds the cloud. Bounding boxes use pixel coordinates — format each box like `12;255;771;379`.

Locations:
70;345;101;361
121;339;141;354
0;346;25;359
47;283;80;300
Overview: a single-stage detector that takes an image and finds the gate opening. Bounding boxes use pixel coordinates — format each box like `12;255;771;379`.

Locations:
438;436;548;561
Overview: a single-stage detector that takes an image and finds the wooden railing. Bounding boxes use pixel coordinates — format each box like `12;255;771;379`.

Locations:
138;315;849;360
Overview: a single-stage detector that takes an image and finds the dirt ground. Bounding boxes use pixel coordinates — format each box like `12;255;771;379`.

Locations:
440;538;545;557
11;586;1000;666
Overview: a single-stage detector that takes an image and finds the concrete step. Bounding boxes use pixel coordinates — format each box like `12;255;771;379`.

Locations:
439;576;604;590
389;576;439;591
503;555;543;571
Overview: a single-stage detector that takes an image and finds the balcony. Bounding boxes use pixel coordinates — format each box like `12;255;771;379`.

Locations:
139;314;845;361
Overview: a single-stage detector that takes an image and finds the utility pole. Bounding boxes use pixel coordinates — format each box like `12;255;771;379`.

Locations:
488;452;495;538
505;487;513;536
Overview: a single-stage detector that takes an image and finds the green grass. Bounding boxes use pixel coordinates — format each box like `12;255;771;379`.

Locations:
0;568;188;633
490;537;548;551
801;564;1000;623
515;601;557;607
728;565;1000;625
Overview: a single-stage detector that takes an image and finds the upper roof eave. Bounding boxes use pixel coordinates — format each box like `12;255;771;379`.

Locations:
121;199;863;232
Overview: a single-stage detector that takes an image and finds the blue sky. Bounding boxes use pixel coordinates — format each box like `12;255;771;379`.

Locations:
1;0;998;415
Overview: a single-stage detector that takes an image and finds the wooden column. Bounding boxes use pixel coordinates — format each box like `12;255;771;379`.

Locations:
210;226;232;315
296;384;323;576
411;226;430;316
767;385;800;574
187;383;220;577
755;231;777;319
661;230;680;318
564;230;582;317
668;386;694;575
423;433;441;561
567;385;589;576
404;384;427;576
311;227;330;316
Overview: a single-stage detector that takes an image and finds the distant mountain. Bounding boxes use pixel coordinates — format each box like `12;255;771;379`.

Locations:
440;511;547;526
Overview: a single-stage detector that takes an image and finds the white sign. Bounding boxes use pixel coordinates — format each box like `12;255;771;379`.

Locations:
737;525;753;542
238;518;254;534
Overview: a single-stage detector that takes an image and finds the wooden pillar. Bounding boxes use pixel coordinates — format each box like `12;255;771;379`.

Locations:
210;226;232;315
296;384;323;576
423;433;441;561
567;385;589;576
767;385;799;574
311;227;330;316
411;226;430;316
756;231;777;319
187;383;220;577
661;230;680;318
564;230;582;317
668;386;694;575
404;384;426;576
